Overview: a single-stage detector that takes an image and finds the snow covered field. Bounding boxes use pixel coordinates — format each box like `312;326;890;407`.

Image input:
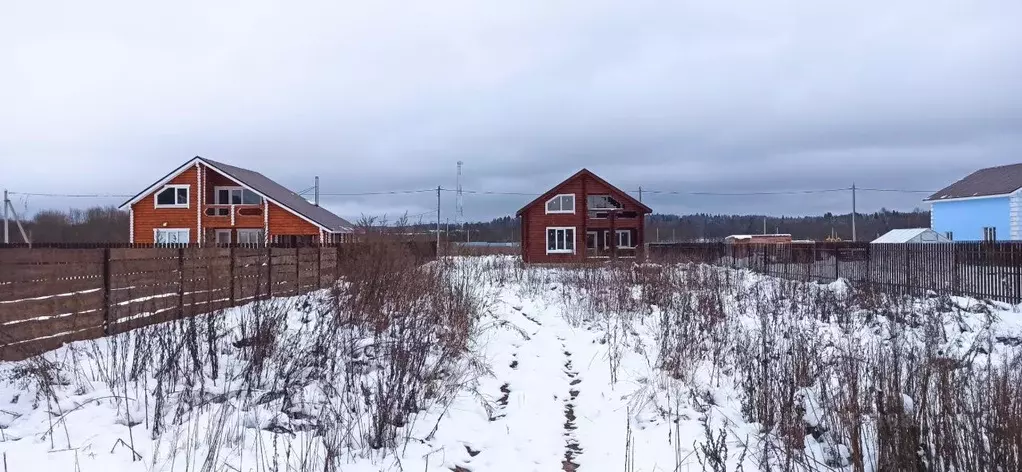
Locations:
1;256;1020;471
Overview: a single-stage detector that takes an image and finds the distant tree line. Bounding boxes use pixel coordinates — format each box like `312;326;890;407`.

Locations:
3;206;928;244
645;209;931;242
3;206;128;244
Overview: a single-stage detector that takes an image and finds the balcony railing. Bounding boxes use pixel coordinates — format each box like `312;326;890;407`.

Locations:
204;204;263;224
588;209;639;219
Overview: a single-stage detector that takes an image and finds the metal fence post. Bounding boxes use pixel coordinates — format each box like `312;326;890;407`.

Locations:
266;246;273;299
1014;244;1021;304
229;246;236;306
905;245;912;295
102;247;111;335
834;245;840;280
177;247;185;319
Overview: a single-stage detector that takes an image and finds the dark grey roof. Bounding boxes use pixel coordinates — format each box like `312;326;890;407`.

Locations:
926;163;1022;201
201;157;353;232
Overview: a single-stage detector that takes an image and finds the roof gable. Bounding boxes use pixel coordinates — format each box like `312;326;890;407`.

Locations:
120;156;353;232
515;169;652;216
926;163;1022;201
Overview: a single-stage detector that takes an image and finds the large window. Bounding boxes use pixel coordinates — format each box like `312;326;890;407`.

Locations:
155;185;189;208
617;229;633;248
587;195;622;210
216;187;262;205
238;229;264;245
546;227;575;254
545;194;575;214
154;228;190;244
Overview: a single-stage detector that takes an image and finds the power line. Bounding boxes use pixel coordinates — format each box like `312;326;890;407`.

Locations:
8;191;133;198
451;189;540;196
856;187;935;194
634;188;851;196
6;185;938;199
317;189;436;196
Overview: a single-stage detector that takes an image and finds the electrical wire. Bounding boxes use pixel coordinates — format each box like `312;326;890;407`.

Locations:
635;188;851;196
6;186;938;199
7;191;133;198
317;189;437;196
855;188;936;194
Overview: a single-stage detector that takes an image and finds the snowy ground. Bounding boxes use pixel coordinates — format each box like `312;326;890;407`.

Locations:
1;257;1020;471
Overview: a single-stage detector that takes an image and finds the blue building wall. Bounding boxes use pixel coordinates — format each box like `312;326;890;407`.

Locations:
931;196;1011;241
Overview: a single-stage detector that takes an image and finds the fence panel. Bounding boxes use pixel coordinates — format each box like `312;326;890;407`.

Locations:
0;242;437;361
649;241;1022;303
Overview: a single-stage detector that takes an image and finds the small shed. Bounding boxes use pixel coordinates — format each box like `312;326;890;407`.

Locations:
871;228;951;244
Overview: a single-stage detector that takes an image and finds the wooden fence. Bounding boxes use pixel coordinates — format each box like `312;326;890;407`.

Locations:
648;241;1022;303
0;242;436;361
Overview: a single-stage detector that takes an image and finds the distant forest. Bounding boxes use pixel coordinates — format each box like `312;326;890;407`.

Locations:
4;206;929;244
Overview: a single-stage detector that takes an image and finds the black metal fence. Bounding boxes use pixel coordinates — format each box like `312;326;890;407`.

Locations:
648;242;1022;303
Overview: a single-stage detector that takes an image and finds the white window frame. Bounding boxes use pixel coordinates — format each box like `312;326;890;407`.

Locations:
154;184;190;208
154;228;190;244
545;194;576;214
237;229;264;245
546;226;576;254
617;229;633;248
214;186;262;205
214;229;232;244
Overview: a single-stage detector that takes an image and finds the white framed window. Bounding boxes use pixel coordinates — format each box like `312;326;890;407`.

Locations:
238;229;265;245
617;229;633;248
154;228;190;244
545;194;575;214
546;227;575;254
155;185;189;208
215;186;262;205
215;229;232;244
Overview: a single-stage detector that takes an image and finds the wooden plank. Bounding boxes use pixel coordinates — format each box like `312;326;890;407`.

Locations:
0;248;105;265
111;296;180;322
0;326;105;362
110;257;178;274
0;279;104;302
0;262;104;283
1;311;105;345
111;309;179;334
109;285;179;304
0;291;105;324
182;289;230;307
110;270;180;290
109;248;180;261
182;299;232;318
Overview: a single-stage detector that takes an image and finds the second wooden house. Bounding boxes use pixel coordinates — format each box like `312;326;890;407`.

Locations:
516;169;652;263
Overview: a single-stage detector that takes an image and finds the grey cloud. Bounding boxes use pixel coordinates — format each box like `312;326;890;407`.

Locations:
2;0;1022;223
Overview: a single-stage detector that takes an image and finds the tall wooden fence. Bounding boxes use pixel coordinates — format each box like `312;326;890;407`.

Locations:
0;242;436;361
648;241;1022;303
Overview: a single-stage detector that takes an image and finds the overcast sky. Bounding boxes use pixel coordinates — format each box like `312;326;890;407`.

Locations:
3;0;1021;222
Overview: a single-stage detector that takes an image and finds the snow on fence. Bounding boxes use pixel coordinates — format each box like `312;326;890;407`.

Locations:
648;241;1022;303
0;242;436;361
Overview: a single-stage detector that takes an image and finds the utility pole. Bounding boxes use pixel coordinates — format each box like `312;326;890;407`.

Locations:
851;182;857;242
3;190;30;246
763;216;767;235
436;186;441;254
638;186;643;202
314;176;320;207
3;189;8;244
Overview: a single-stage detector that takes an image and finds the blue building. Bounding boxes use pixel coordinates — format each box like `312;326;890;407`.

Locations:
925;163;1022;241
